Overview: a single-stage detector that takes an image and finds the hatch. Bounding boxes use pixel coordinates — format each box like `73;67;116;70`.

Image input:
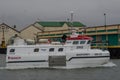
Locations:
49;56;66;67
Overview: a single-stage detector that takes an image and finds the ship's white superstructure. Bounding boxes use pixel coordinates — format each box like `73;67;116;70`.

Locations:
6;32;110;69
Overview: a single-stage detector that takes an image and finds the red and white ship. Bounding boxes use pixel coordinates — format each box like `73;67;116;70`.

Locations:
6;30;110;69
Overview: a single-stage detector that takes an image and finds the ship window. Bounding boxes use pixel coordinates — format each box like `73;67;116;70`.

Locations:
76;46;83;49
87;40;91;44
73;41;79;45
66;41;71;44
80;41;86;44
58;48;63;52
10;49;15;52
49;48;54;52
34;48;39;52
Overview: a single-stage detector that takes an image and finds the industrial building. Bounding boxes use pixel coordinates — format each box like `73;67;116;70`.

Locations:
37;24;120;58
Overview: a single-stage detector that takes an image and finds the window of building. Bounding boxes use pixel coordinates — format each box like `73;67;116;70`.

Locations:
58;48;63;52
49;48;54;52
34;48;39;52
87;40;91;44
10;49;15;52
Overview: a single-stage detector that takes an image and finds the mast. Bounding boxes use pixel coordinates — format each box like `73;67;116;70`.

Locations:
70;11;74;30
69;11;78;37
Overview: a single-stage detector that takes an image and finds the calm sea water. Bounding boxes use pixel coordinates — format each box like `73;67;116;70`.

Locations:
0;54;119;80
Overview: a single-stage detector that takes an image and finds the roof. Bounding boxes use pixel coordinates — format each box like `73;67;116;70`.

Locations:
67;35;93;40
66;22;85;27
0;23;20;33
36;21;85;27
20;24;43;32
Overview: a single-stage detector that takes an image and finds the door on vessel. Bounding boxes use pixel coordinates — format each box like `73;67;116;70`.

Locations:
49;56;66;67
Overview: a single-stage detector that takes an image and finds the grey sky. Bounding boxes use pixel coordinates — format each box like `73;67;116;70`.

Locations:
0;0;120;30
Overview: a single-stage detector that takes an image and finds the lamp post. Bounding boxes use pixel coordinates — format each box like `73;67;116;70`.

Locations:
1;25;6;48
104;13;108;44
104;13;106;27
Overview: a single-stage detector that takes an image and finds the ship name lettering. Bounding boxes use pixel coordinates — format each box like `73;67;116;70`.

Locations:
8;56;21;59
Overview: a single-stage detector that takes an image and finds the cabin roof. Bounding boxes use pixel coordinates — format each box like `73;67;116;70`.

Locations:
67;35;93;40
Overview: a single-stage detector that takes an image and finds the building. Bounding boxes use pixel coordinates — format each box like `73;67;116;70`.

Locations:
20;23;43;40
37;24;120;58
0;23;20;47
85;24;120;58
20;21;85;41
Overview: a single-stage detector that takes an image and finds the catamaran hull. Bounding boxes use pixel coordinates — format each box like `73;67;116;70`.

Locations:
6;56;109;69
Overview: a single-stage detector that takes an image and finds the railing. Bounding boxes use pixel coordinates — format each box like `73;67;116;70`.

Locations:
91;41;108;50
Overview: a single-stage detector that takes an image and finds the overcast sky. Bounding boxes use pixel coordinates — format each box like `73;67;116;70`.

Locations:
0;0;120;30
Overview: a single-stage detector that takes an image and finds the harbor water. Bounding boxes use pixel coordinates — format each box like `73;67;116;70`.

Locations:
0;54;120;80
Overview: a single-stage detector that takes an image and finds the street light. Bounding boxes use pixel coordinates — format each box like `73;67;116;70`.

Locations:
104;13;106;27
0;25;8;48
104;13;108;43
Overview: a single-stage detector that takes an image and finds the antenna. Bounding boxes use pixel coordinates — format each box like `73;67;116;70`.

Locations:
70;11;74;23
69;11;78;36
70;11;74;30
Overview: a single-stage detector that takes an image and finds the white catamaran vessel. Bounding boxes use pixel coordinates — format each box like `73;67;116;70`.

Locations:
5;30;110;69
